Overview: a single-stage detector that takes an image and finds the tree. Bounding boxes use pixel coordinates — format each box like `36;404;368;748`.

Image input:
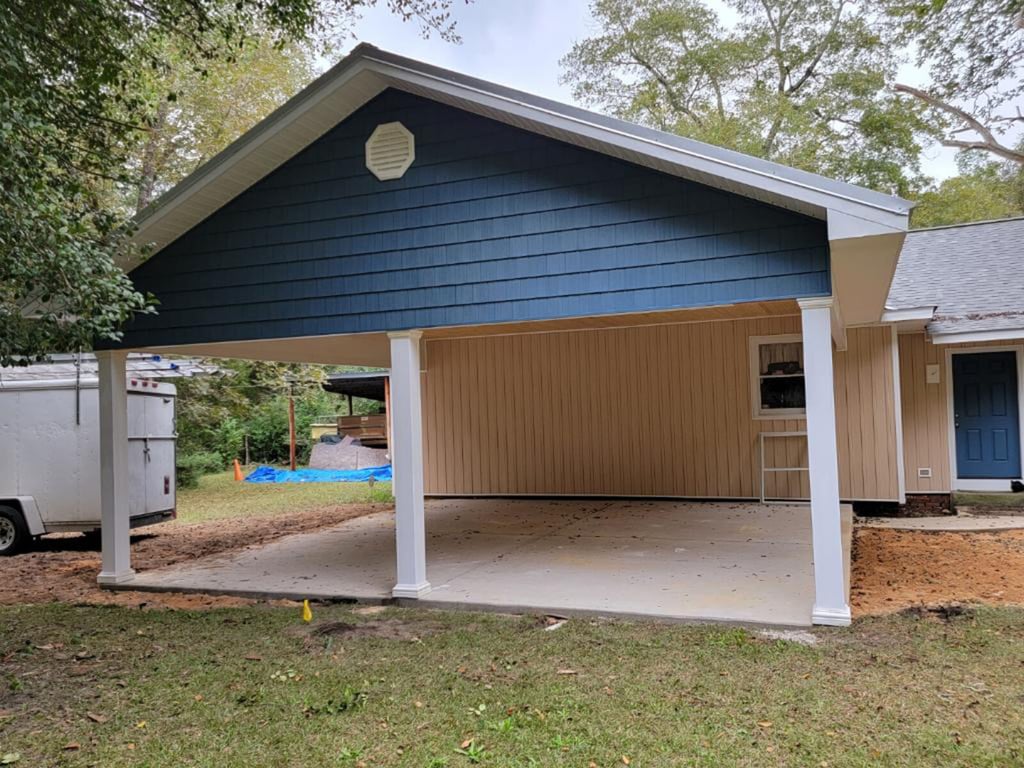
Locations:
174;360;382;468
129;33;319;213
887;1;1024;166
1;0;460;367
560;0;928;195
911;153;1024;228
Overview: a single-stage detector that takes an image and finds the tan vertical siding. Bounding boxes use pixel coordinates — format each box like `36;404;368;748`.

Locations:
421;316;901;501
899;332;944;493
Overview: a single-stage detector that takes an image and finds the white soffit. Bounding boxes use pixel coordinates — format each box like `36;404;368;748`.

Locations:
127;44;913;270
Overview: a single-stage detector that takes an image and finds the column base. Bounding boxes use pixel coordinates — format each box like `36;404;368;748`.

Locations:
97;569;136;586
392;581;431;599
812;604;852;627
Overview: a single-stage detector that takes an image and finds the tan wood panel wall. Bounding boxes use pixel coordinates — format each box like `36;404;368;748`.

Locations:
421;317;900;501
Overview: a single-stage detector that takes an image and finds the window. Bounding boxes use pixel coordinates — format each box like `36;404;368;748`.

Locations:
749;334;806;419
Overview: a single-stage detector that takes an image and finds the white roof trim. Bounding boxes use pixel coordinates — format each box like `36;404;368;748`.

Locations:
881;306;935;324
365;55;910;219
930;328;1024;345
127;44;912;266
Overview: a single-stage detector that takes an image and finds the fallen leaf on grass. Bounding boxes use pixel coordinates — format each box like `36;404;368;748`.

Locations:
86;712;108;724
63;743;80;751
244;654;262;661
622;756;631;765
0;753;20;765
556;669;577;675
758;721;773;728
460;739;473;749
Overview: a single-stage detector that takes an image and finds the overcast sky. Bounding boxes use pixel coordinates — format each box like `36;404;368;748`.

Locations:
348;0;962;182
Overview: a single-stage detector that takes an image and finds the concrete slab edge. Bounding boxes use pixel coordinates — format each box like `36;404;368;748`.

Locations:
102;579;815;629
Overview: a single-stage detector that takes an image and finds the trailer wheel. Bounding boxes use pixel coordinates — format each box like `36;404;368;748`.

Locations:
0;505;29;556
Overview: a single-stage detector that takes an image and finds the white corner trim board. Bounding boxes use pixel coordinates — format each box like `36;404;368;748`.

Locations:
890;325;907;504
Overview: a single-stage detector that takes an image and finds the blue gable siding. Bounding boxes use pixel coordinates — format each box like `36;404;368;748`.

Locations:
118;89;829;347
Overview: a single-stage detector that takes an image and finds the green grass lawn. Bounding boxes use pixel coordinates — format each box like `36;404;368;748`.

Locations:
175;471;392;523
954;492;1024;513
2;603;1023;767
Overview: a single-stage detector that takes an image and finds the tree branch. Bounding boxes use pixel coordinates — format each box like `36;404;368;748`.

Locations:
894;82;1024;164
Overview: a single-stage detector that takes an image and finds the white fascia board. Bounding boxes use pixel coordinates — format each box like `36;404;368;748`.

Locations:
127;59;387;264
930;327;1024;345
127;46;913;266
826;208;908;241
880;306;936;324
369;56;912;236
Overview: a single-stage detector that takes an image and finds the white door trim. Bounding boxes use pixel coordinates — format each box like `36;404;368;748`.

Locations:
945;344;1024;492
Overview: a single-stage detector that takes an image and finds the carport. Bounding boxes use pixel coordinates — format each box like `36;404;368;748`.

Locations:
92;45;912;626
119;499;852;627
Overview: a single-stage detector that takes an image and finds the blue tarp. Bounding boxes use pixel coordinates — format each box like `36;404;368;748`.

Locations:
244;465;392;484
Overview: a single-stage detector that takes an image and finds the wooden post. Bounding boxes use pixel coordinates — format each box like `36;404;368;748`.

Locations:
347;394;353;417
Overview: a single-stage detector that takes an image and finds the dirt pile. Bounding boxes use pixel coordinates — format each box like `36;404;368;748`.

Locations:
852;527;1024;615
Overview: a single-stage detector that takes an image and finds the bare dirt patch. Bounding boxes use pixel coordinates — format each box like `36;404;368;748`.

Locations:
0;503;389;609
303;618;441;642
852;526;1024;615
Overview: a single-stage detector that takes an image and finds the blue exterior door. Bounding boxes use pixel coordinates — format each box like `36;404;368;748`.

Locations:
953;352;1021;479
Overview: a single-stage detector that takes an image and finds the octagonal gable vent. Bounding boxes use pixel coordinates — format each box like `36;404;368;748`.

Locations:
365;121;415;181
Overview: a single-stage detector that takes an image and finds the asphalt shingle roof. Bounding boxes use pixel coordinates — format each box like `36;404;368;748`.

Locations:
888;217;1024;337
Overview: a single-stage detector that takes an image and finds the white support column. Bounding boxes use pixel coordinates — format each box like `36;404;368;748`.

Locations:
387;330;430;599
96;350;134;585
799;298;851;626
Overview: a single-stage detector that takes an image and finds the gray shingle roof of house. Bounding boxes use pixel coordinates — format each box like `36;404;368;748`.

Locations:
887;217;1024;337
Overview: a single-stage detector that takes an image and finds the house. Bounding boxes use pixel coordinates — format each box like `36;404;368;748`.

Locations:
887;218;1024;498
86;45;1018;626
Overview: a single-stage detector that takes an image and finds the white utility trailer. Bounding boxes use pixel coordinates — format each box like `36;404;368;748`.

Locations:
0;376;177;554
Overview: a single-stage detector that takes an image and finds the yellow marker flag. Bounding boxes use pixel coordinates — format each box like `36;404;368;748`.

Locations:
302;599;313;623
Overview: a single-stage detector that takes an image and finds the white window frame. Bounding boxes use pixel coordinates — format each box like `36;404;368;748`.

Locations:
749;333;807;420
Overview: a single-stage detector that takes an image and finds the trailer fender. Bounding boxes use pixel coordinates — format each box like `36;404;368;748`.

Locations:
0;497;45;536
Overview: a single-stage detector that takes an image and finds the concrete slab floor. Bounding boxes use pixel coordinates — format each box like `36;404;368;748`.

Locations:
121;499;848;627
